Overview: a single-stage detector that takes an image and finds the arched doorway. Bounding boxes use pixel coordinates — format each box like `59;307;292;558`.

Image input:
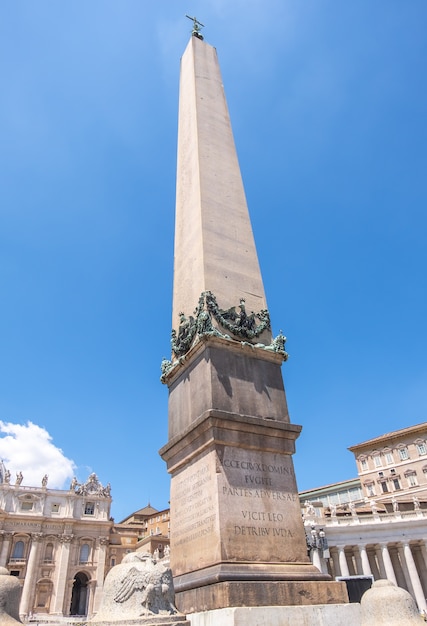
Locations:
70;572;89;616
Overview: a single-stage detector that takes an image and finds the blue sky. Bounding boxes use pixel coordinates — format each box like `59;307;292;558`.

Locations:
1;1;426;522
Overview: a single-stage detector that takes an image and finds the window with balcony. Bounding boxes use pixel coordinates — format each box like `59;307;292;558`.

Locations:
12;541;25;559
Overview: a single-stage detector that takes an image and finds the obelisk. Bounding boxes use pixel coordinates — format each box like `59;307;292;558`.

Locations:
160;32;348;615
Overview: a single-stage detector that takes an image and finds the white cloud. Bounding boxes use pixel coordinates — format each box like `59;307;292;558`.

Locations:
0;421;76;489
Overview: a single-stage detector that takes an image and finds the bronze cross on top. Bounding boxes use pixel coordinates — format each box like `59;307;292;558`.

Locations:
185;15;205;40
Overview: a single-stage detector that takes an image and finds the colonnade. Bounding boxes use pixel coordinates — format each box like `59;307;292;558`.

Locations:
320;539;427;612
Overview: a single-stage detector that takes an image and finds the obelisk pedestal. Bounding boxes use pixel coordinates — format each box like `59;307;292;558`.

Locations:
160;34;349;618
161;338;347;614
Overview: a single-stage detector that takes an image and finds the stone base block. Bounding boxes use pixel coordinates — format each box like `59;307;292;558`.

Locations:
175;580;349;614
89;615;189;626
187;604;361;626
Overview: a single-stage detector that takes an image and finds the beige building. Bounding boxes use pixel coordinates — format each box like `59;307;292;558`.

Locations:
111;504;170;568
301;422;427;612
349;422;427;502
0;466;112;620
0;463;170;622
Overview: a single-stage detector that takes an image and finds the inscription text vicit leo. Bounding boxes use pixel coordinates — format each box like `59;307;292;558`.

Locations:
220;452;298;539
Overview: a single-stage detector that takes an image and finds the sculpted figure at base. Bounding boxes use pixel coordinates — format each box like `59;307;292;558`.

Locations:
90;551;188;625
0;567;23;625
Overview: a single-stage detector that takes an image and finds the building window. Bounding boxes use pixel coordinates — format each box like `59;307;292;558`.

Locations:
405;469;418;484
10;571;20;577
79;544;90;563
36;584;52;608
390;468;396;475
111;558;116;567
385;452;394;464
398;447;409;461
12;541;25;559
360;458;368;470
366;484;376;497
373;455;382;467
21;500;34;511
84;502;95;515
380;481;388;493
378;471;384;478
407;474;418;487
416;443;426;456
44;543;54;562
51;503;60;513
392;478;401;490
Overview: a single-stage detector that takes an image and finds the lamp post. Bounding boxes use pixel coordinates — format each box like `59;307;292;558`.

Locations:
307;526;330;574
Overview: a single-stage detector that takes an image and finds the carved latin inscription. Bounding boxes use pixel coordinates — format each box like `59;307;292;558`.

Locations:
172;464;216;547
219;448;305;562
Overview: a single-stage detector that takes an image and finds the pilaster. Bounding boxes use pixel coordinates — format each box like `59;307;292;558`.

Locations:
51;534;73;615
92;537;109;616
0;531;13;567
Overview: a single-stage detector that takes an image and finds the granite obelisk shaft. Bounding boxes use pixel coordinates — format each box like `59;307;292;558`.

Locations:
173;36;268;334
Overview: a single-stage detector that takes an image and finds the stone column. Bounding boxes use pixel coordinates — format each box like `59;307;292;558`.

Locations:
353;547;363;576
379;543;397;586
402;541;427;613
337;545;350;577
0;532;13;567
420;541;427;569
19;532;43;618
311;548;322;573
358;544;373;577
330;549;340;578
51;534;73;616
91;537;108;616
